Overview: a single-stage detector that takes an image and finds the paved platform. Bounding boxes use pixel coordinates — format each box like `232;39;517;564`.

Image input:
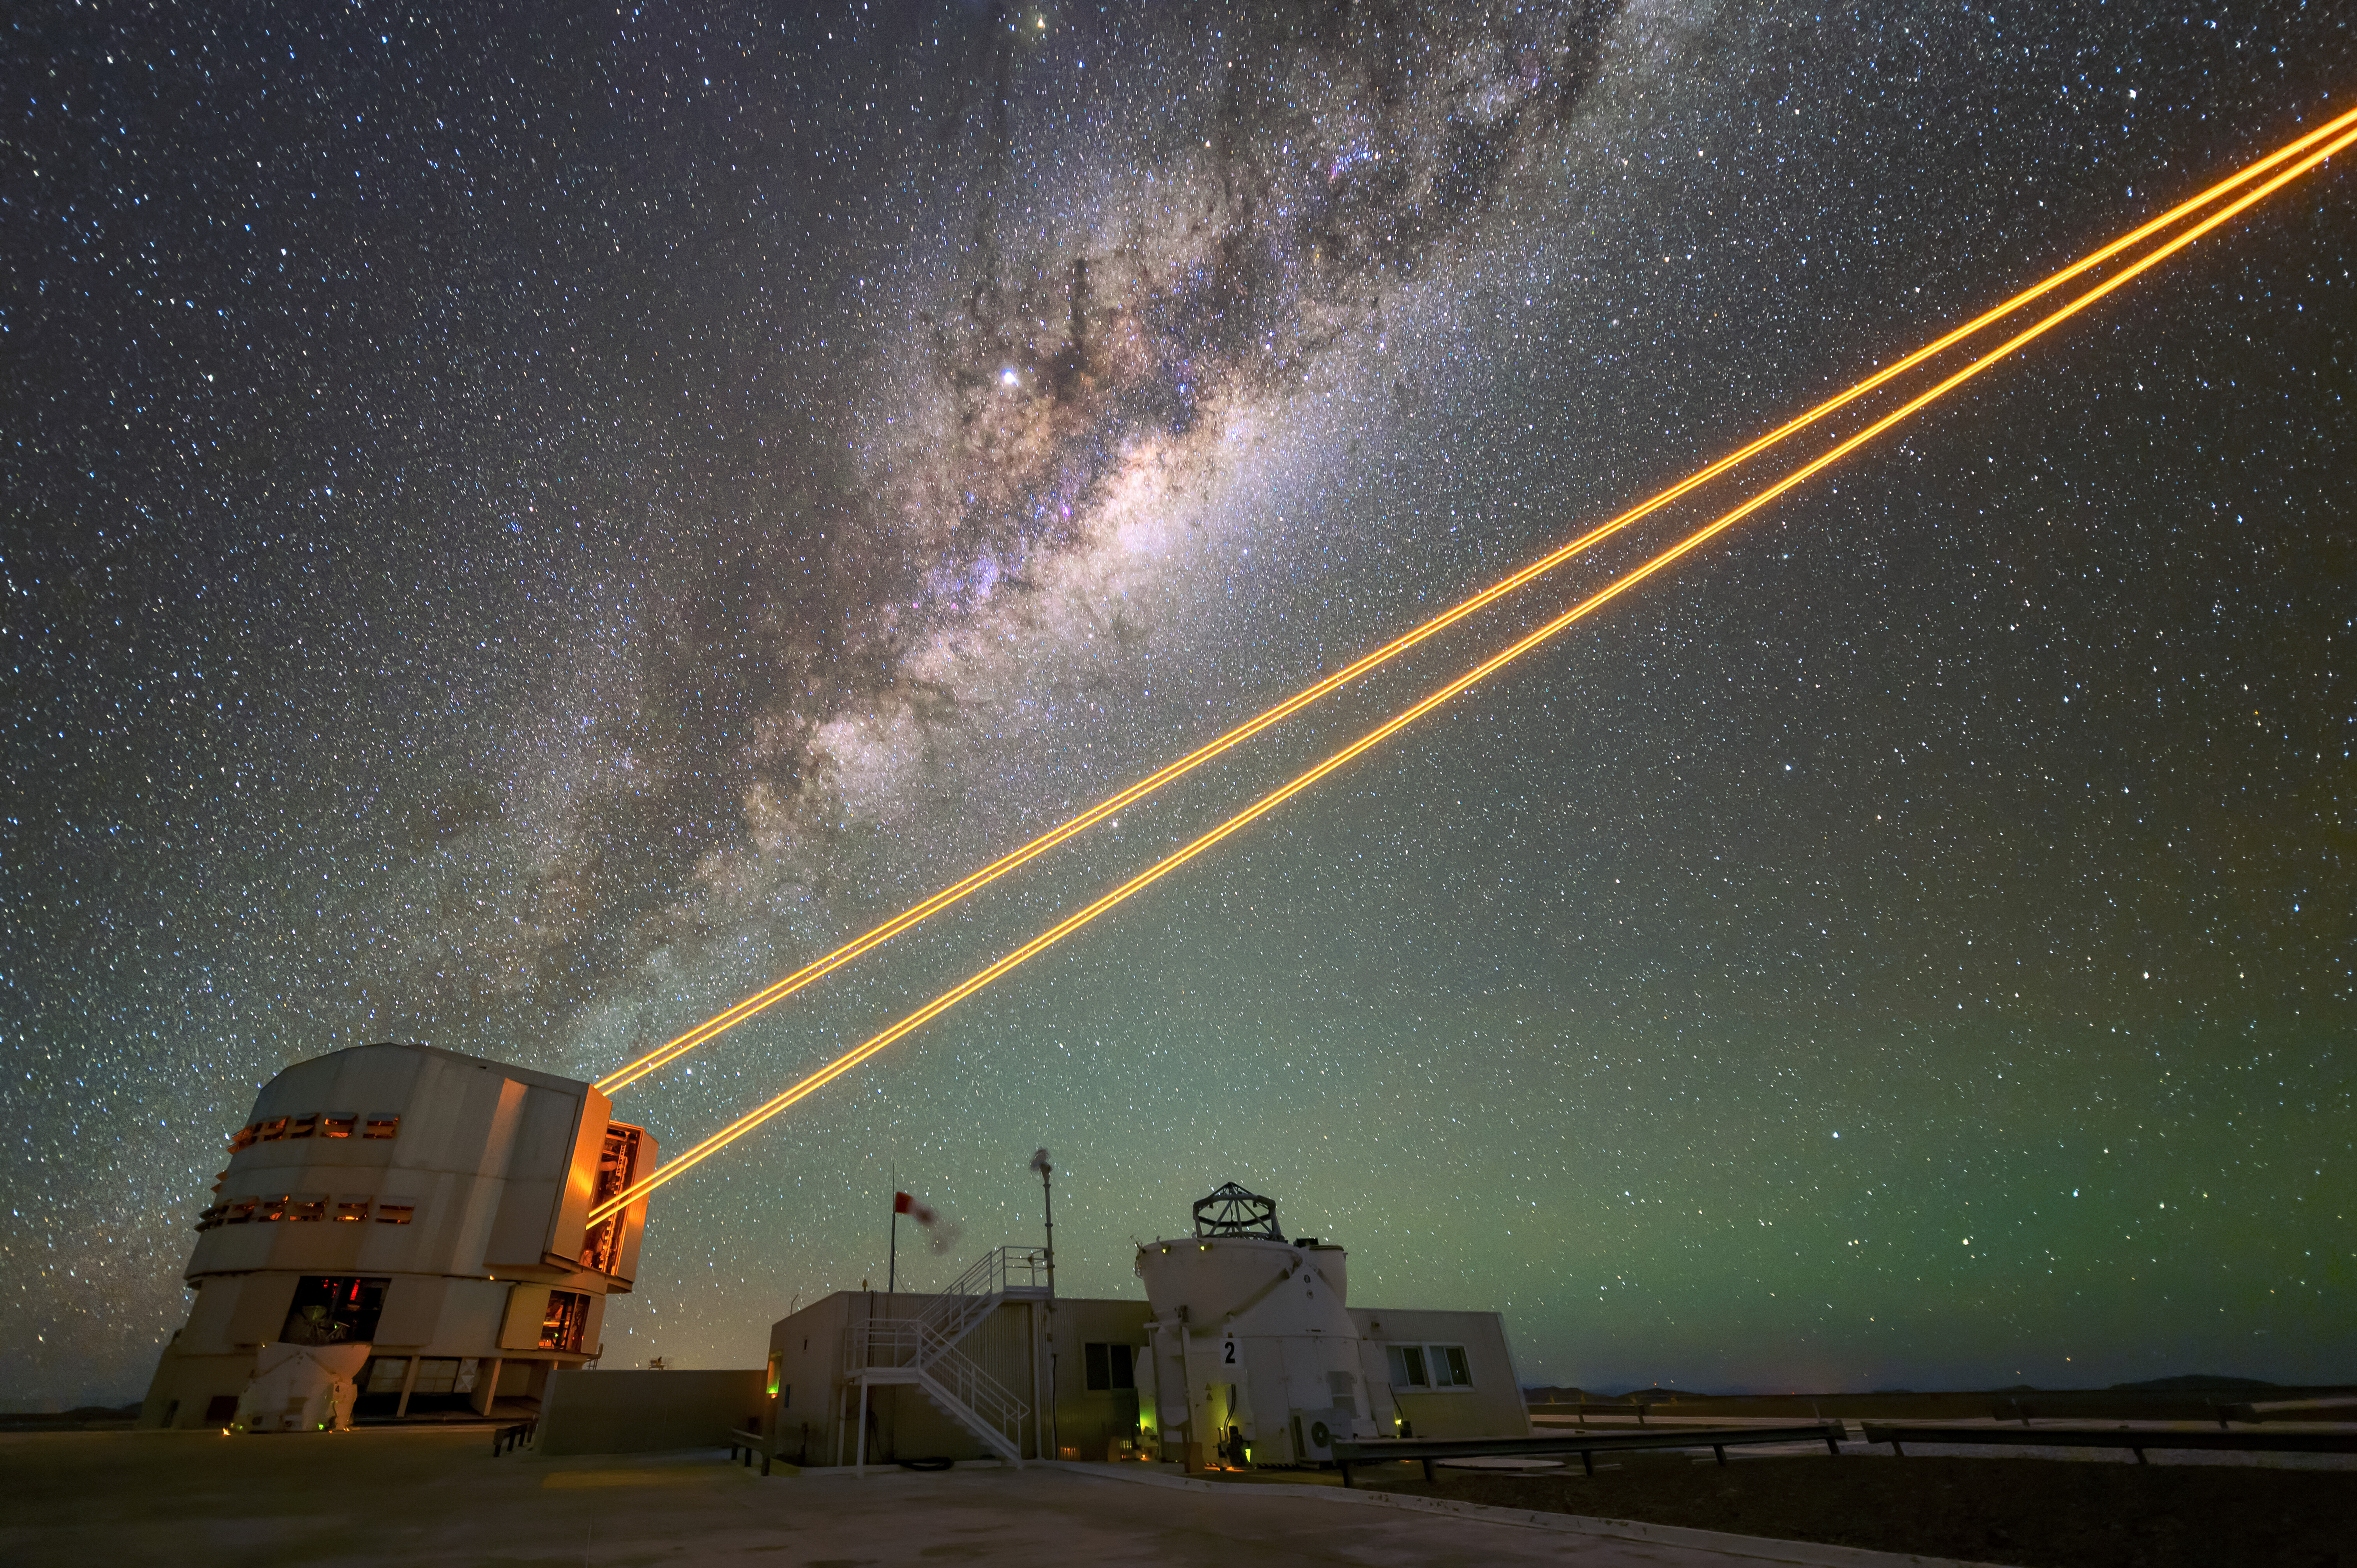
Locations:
0;1429;2011;1568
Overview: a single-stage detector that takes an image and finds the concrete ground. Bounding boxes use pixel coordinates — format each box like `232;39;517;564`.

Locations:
0;1428;2001;1568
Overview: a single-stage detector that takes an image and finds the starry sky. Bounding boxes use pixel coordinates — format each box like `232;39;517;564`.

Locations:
5;1;2352;1409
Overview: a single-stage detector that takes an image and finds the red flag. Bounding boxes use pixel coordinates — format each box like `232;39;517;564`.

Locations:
894;1191;936;1224
894;1191;913;1214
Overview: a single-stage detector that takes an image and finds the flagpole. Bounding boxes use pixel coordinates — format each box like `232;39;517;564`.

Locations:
1032;1149;1058;1458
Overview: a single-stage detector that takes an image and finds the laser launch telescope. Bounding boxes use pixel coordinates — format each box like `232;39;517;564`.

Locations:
1133;1183;1399;1467
139;1042;654;1430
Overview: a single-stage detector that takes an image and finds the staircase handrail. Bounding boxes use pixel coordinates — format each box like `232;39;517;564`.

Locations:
848;1317;1029;1408
848;1315;1030;1456
922;1333;1025;1432
911;1245;1052;1344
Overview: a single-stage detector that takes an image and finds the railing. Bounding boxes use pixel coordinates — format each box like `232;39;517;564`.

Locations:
1861;1423;2357;1464
1332;1423;1850;1486
919;1332;1029;1454
848;1315;1030;1459
911;1246;1051;1348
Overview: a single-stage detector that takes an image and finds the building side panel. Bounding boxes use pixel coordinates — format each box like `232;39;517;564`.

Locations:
388;1170;475;1278
537;1368;765;1456
179;1278;241;1356
353;1210;428;1273
1354;1337;1401;1431
1350;1307;1528;1439
548;1087;614;1262
1047;1298;1150;1459
484;1082;574;1271
434;1279;507;1354
499;1285;552;1351
403;1054;502;1176
1237;1336;1288;1448
767;1292;865;1466
516;1083;586;1174
441;1077;531;1275
223;1275;298;1348
375;1276;449;1348
327;1049;425;1124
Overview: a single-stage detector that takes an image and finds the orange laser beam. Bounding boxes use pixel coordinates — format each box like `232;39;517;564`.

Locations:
588;96;2357;1098
587;114;2355;1223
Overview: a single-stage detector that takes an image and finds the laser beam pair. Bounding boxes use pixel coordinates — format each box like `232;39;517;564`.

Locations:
585;99;2357;1223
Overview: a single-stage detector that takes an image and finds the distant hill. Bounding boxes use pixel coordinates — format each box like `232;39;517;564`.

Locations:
2107;1374;2283;1393
0;1402;140;1427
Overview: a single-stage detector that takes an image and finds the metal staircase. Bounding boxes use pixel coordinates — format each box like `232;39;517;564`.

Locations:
847;1247;1050;1469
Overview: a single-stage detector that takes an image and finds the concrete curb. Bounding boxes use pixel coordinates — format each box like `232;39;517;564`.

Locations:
1038;1461;2022;1568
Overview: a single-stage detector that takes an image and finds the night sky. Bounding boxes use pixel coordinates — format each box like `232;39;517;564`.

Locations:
5;1;2352;1410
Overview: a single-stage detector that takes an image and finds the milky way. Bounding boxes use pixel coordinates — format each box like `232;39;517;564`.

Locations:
5;2;2351;1407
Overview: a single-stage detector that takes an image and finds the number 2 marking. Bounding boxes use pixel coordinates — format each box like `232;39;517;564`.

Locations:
1223;1341;1237;1365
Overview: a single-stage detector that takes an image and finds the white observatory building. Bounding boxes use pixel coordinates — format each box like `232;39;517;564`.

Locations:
1130;1183;1527;1465
1134;1182;1389;1465
139;1042;654;1429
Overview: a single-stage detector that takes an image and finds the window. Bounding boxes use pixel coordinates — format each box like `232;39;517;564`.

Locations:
256;1195;291;1223
288;1195;328;1222
766;1354;781;1398
540;1291;591;1353
221;1197;257;1224
333;1198;370;1223
320;1114;357;1139
410;1357;462;1395
280;1276;389;1345
1387;1344;1472;1390
257;1117;290;1142
195;1204;224;1232
362;1356;410;1395
1083;1342;1135;1391
375;1202;415;1225
228;1125;259;1153
289;1113;319;1139
362;1113;401;1140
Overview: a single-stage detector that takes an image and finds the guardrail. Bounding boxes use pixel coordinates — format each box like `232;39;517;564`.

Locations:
489;1418;535;1456
1861;1423;2357;1464
1331;1422;1849;1487
729;1427;775;1475
2220;1397;2357;1426
1525;1400;1663;1425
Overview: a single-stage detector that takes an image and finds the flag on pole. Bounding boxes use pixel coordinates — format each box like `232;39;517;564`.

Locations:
894;1191;936;1225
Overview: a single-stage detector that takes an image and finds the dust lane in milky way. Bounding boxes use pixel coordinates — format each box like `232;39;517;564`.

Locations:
4;2;2351;1406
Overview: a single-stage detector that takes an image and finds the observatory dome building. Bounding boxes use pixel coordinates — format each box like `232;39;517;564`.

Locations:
749;1181;1526;1469
138;1042;654;1429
